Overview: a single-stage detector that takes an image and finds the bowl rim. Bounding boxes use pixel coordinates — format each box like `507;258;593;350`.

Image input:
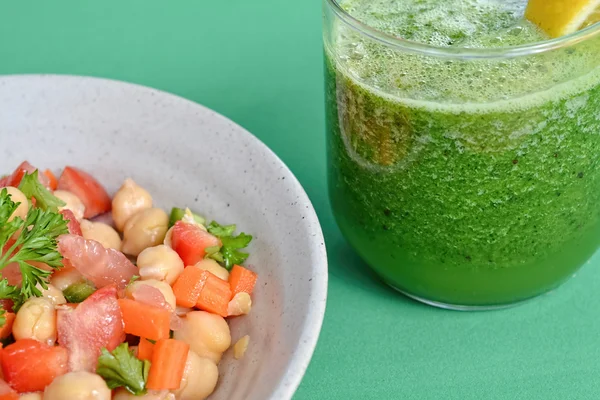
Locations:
0;74;329;400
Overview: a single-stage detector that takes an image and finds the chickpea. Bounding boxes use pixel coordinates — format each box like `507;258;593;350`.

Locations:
126;279;176;310
35;283;66;306
163;226;174;248
112;178;153;231
4;186;28;222
53;190;85;221
19;393;42;400
234;335;250;360
80;219;122;250
121;208;169;257
137;245;184;285
173;311;231;364
173;350;219;400
113;388;175;400
50;267;84;292
175;306;193;316
227;292;252;316
43;371;110;400
13;298;56;345
195;259;229;281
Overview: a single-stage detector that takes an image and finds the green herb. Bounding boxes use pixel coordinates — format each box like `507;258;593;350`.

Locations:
96;343;150;395
0;278;25;312
145;338;156;344
128;275;140;286
207;221;252;270
206;221;236;237
18;171;65;212
0;188;68;300
63;280;96;303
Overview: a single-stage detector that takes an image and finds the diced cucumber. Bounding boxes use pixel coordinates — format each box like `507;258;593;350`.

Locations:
63;280;96;303
169;207;205;227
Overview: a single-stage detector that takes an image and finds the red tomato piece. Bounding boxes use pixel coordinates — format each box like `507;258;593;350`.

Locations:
0;300;13;314
0;161;50;189
59;209;82;236
57;167;111;218
57;285;125;372
171;221;221;266
1;339;68;393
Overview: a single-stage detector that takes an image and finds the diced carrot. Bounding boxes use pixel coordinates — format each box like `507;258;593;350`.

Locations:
43;169;58;191
172;265;208;308
0;314;15;339
118;299;170;341
229;265;258;297
0;393;18;400
146;339;189;390
196;272;231;317
137;337;155;361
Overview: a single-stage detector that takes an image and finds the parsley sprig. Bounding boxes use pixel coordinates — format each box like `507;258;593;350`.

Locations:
19;171;65;211
96;343;150;395
0;184;68;306
206;221;252;270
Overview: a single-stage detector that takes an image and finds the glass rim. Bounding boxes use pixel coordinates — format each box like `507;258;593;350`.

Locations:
325;0;600;59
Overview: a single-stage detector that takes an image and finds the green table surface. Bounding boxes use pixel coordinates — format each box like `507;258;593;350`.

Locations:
2;2;599;399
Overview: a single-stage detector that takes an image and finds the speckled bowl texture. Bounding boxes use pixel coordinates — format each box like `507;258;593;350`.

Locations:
0;75;328;400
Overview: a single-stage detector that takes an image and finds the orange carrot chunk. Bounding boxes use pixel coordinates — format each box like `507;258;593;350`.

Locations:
118;299;170;341
43;169;58;191
146;339;189;390
172;265;208;308
137;337;155;361
0;314;15;339
229;265;258;297
196;272;231;317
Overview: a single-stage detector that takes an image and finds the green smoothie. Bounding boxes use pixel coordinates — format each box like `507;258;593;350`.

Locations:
325;0;600;307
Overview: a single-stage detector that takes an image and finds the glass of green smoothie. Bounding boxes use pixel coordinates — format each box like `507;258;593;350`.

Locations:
323;0;600;309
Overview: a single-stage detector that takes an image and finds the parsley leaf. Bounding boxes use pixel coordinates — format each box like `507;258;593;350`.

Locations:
0;188;69;300
19;171;65;212
0;278;24;312
207;221;236;237
207;221;252;270
96;343;150;395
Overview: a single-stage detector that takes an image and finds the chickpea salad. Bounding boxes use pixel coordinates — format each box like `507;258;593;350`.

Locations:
0;161;258;400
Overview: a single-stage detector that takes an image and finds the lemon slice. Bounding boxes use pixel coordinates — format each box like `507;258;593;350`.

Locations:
525;0;600;38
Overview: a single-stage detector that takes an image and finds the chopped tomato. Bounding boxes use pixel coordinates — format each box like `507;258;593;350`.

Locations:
1;240;16;260
0;161;50;189
1;264;21;287
43;169;58;190
1;339;68;392
171;221;221;266
59;209;82;236
0;300;13;314
57;285;125;372
58;234;137;290
57;167;111;218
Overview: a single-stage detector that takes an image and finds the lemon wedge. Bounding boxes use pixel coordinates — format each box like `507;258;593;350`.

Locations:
525;0;600;38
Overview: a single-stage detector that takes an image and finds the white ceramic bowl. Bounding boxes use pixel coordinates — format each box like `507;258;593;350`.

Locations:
0;75;328;400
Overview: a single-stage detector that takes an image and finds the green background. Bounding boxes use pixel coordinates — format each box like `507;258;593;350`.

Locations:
1;1;599;399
